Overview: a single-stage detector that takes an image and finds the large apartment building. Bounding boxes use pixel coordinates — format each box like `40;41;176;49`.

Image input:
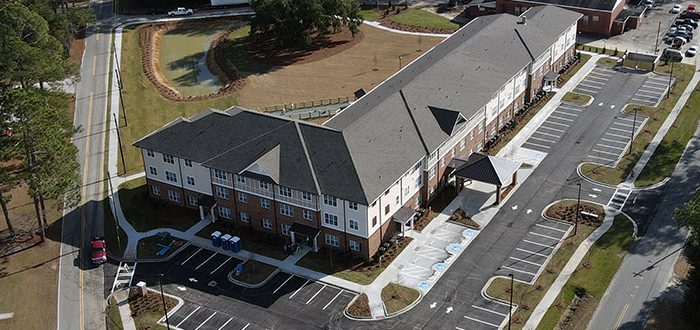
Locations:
134;6;581;260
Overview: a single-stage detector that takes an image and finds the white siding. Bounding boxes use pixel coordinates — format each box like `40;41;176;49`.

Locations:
142;149;182;187
499;77;515;112
486;94;499;121
321;196;344;231
179;159;212;195
345;201;368;237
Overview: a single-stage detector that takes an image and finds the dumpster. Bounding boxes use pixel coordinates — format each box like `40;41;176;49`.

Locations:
220;234;232;250
211;231;222;248
229;236;241;253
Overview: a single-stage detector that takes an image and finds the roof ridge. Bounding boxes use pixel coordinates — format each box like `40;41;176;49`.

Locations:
200;120;296;165
294;121;322;196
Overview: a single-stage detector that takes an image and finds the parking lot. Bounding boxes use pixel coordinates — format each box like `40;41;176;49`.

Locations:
631;74;671;106
585;112;648;166
521;103;583;153
573;66;617;96
132;244;356;329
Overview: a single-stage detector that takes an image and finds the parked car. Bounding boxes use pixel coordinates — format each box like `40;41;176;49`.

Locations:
661;48;684;62
687;45;698;57
672;36;688;48
689;4;697;12
672;4;683;14
644;0;654;9
684;19;699;28
680;11;700;19
167;7;193;16
91;237;107;265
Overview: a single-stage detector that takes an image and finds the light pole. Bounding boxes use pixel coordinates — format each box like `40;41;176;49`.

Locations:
629;108;638;155
508;273;514;330
575;182;581;236
106;171;121;253
667;60;675;98
113;113;127;174
158;274;171;329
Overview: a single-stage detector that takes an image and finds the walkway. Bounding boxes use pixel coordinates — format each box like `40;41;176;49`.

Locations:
362;20;452;38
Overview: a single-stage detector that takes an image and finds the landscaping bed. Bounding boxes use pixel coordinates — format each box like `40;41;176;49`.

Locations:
381;283;421;315
447;207;480;229
381;7;460;33
413;187;458;232
229;259;277;287
346;294;371;319
128;289;177;330
136;234;186;260
196;222;289;260
562;92;592;106
545;200;605;227
118;178;201;232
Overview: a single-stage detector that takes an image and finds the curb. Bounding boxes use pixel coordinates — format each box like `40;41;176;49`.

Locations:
227;267;280;289
344;294;374;321
576;163;620;190
381;287;424;320
561;91;595;107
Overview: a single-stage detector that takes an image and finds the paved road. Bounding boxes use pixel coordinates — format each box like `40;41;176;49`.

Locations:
56;1;113;329
587;125;699;329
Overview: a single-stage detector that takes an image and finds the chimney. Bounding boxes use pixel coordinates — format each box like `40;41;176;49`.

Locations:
518;16;527;25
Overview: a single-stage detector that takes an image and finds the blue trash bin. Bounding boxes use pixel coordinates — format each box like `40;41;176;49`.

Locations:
230;236;241;253
221;234;232;250
211;231;222;248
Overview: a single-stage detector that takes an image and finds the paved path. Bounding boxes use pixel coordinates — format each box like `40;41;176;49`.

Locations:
362;20;452;38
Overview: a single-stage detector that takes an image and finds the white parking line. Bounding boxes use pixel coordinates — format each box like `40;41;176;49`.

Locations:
549;115;574;122
523;239;556;248
616;117;637;123
176;306;201;327
502;265;537;276
516;247;550;258
582;79;606;86
529;136;556;144
194;312;217;330
613;122;634;128
306;285;326;304
539;125;566;133
545;121;570;128
241;323;250;330
633;94;658;101
579;83;602;90
645;79;668;86
456;327;466;330
274;274;294;294
593;149;620;156
559;106;583;112
523;141;551;149
529;231;563;241
533;130;560;138
640;84;666;91
536;223;568;233
472;305;508;317
218;318;233;330
510;256;543;266
575;87;599;94
608;127;630;133
588;155;616;163
637;90;663;97
196;252;217;270
597;143;625;151
631;98;655;105
289;279;310;299
605;132;630;139
555;110;579;117
601;138;627;144
210;256;233;275
464;316;500;328
323;290;344;310
180;247;203;266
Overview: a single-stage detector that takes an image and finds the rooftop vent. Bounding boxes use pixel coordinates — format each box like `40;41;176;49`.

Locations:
518;16;527;25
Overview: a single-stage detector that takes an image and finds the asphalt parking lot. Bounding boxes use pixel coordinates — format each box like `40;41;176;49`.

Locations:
630;74;671;106
573;66;616;96
522;103;583;153
585;112;648;166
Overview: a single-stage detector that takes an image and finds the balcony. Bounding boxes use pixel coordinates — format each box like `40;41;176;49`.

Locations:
234;181;274;199
277;194;317;210
212;176;233;188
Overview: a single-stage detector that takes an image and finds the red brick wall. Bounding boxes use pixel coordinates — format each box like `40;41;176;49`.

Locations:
147;179;184;207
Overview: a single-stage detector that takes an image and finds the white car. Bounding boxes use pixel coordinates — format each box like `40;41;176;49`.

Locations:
672;4;682;14
687;45;698;56
168;7;193;16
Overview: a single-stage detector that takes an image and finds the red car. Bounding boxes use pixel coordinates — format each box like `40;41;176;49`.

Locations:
689;4;696;12
91;237;107;265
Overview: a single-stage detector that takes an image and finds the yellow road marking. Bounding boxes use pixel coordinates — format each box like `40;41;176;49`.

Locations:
92;56;97;76
79;93;94;330
614;303;630;328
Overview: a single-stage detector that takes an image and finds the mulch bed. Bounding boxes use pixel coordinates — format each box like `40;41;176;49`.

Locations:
362;236;412;271
346;293;371;318
556;293;598;330
500;184;516;202
545;202;604;227
128;290;177;317
378;18;457;34
447;207;480;229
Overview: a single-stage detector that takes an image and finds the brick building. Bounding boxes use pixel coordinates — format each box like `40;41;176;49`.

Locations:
133;6;581;260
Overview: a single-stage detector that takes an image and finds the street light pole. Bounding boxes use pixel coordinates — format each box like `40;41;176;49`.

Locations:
575;182;581;236
667;61;675;98
106;171;121;253
508;273;514;330
113;113;127;175
158;274;171;329
629;108;638;155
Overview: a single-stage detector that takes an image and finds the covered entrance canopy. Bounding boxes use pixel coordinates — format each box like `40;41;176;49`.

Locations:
452;153;521;204
392;206;417;236
544;71;559;91
198;195;217;222
290;223;320;252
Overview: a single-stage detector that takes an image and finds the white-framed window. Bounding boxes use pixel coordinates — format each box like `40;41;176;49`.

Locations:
219;207;231;219
146;149;155;157
279;186;292;197
262;218;272;229
349;240;360;251
239;211;250;223
395;196;400;205
348;219;359;231
385;204;390;215
186;176;195;186
280;204;293;217
184;159;192;167
470;131;474;140
302;192;313;201
303;209;313;220
480;122;485;132
323;194;337;207
324;213;339;226
151;185;160;196
403;187;410;197
429;166;436;179
236;175;246;183
592;15;599;22
414;161;422;172
415;174;423;188
163;154;174;164
348;202;358;210
238;192;247;203
416;195;422;208
281;224;291;236
451;149;456;158
259;181;270;190
149;166;157;176
215;186;229;199
214;169;227;180
459;139;466;150
260;198;270;209
188;195;197;206
325;234;339;247
167;190;181;202
165;171;177;183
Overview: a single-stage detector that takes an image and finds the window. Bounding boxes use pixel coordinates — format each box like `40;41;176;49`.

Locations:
303;209;313;220
349;240;360;252
214;169;227;181
258;181;270;190
415;174;423;188
149;166;157;176
324;213;339;226
479;122;484;132
325;234;339;247
404;187;410;197
416;195;422;208
215;186;229;199
151;185;160;196
372;216;377;227
280;204;293;217
238;192;247;203
459;139;466;150
235;175;246;183
188;195;197;206
429;166;436;179
348;202;358;210
384;204;390;215
440;158;445;167
239;212;250;223
451;148;456;157
163;154;174;164
184;159;192;167
279;186;292;197
167;190;181;202
186;176;195;186
302;192;313;201
281;224;291;236
146;149;154;157
260;198;270;209
592;15;599;22
396;196;400;205
470;131;474;140
323;194;337;207
262;218;272;230
414;162;421;172
219;207;231;219
165;171;177;183
348;219;359;231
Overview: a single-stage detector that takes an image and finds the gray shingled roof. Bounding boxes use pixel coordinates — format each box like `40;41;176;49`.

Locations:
452;153;521;186
518;0;621;11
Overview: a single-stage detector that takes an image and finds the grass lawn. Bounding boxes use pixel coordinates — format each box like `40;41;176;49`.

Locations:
596;57;618;66
231;259;277;286
562;91;592;106
359;8;382;21
136;235;186;259
118;177;201;232
196;222;289;260
580;62;695;185
388;8;460;31
537;216;634;329
635;79;700;186
106;297;124;330
485;224;596;329
381;282;421;314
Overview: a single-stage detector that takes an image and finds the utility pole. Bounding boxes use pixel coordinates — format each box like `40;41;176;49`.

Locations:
508;273;514;330
113;39;128;126
667;61;675;98
654;21;661;54
113;113;127;174
107;171;121;254
629;108;638;155
158;274;171;329
575;182;581;236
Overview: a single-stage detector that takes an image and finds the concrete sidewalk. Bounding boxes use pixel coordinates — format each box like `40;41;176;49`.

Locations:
112;289;137;330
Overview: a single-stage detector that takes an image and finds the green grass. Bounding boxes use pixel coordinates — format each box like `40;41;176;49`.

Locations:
359;8;382;21
296;247;377;285
388;8;460;31
537;216;634;330
195;222;289;260
562;91;592;106
381;283;420;314
580;62;695;185
231;259;277;286
485;224;597;329
596;57;619;66
136;235;186;259
636;79;700;186
560;53;591;82
106;297;124;330
217;25;271;74
118;177;201;232
132;311;167;330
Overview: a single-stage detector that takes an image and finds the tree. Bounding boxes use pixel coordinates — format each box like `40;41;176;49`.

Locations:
674;188;700;323
0;170;16;236
250;0;363;47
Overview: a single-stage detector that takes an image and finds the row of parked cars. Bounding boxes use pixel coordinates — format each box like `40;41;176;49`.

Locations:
662;5;699;56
